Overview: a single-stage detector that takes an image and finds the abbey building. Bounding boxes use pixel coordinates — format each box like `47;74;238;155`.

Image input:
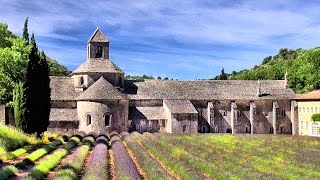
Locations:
48;28;298;135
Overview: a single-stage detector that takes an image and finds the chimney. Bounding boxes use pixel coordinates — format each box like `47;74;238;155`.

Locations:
284;71;288;89
257;80;261;97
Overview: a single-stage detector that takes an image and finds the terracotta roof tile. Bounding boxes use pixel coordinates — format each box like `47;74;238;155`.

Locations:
296;90;320;100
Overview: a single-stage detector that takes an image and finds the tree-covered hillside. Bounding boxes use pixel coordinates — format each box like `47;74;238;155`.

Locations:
213;48;320;93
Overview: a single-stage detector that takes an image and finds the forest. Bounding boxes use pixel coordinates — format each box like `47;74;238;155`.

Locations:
213;48;320;93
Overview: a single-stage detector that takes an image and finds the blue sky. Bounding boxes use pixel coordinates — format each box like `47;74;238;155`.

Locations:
1;0;320;80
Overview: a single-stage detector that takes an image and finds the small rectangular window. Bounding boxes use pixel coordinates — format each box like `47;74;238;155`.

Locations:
301;121;303;129
183;125;187;132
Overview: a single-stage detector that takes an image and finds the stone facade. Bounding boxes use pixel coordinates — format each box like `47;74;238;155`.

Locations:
0;105;5;124
48;28;298;134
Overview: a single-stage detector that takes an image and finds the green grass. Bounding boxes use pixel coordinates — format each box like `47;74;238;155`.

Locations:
2;143;42;160
141;133;320;179
0;124;38;154
28;136;81;179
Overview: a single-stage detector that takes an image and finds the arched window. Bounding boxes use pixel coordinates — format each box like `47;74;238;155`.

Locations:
86;114;92;126
104;114;111;127
95;46;103;58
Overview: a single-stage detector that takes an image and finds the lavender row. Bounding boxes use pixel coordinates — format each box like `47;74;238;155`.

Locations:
81;135;109;180
110;132;142;180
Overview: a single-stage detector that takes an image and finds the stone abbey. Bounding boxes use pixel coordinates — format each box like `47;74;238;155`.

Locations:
48;28;298;134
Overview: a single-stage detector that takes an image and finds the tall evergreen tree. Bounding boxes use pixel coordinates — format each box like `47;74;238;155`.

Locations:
25;33;41;134
38;51;50;134
22;17;29;44
13;81;27;131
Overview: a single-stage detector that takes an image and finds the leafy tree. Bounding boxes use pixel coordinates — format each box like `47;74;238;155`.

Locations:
0;36;31;103
22;17;29;44
163;77;169;80
262;56;272;65
157;76;162;80
0;23;15;48
13;81;27;131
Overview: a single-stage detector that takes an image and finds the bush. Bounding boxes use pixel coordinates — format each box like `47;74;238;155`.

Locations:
311;114;320;122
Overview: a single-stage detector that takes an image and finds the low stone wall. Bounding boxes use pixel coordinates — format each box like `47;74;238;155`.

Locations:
0;105;5;124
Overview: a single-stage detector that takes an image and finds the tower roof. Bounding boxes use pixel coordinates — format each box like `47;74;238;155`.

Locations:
88;27;109;43
72;59;124;74
76;77;126;101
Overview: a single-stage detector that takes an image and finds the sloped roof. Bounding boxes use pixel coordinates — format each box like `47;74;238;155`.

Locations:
129;107;165;120
50;77;79;101
296;90;320;100
49;108;78;121
164;100;198;114
76;77;126;101
125;80;295;100
72;59;124;74
88;27;109;43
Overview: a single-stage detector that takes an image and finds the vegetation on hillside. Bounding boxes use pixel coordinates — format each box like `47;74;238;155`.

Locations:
213;48;320;93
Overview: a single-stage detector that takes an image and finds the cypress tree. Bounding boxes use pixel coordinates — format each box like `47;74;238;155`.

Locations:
25;33;41;134
22;17;29;44
38;51;51;135
13;81;27;131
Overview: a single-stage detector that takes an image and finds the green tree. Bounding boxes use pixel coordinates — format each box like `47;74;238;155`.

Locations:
22;17;29;44
0;36;31;103
13;81;27;131
262;56;272;65
219;68;227;80
25;33;41;134
38;51;51;134
0;23;15;48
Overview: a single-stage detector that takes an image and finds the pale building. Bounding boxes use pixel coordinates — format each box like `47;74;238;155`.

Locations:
45;28;298;134
296;90;320;136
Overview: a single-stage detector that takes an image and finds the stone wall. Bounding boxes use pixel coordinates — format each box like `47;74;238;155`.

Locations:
0;105;5;124
48;121;79;132
77;100;128;133
171;114;198;133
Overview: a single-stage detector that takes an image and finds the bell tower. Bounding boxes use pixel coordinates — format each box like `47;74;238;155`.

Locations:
87;27;109;60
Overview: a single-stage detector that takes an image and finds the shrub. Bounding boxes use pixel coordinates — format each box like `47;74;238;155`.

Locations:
82;136;108;180
0;165;18;179
311;113;320;122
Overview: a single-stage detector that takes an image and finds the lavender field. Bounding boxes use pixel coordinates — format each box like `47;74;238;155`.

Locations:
0;129;320;179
